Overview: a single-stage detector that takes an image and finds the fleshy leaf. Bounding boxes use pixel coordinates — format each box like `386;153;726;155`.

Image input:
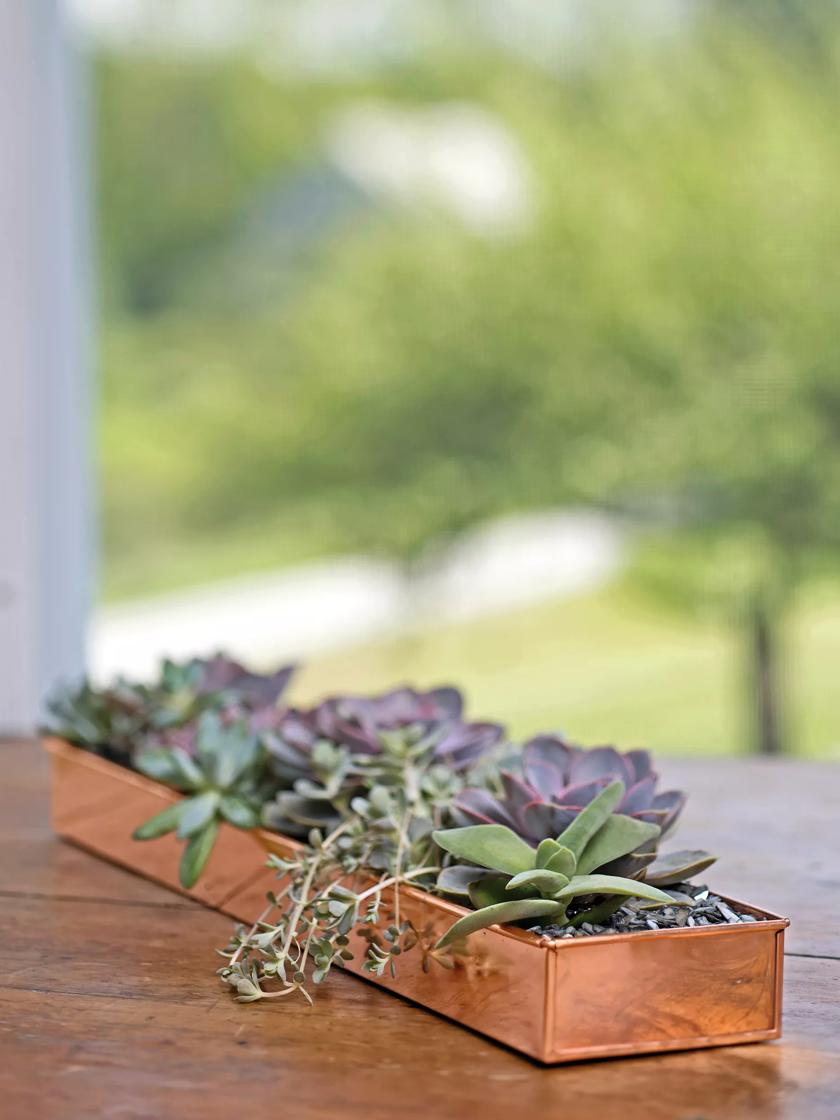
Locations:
555;781;624;857
132;800;185;841
135;748;191;790
618;776;658;814
544;845;577;878
452;787;518;829
597;851;656;880
536;838;561;868
645;849;717;887
219;794;260;829
523;759;564;800
570;747;634;788
432;825;537;876
435;899;565;948
176;790;221;839
626;748;654;783
179;819;220;888
468;873;530;909
553;779;609;807
436;865;488;896
520;801;577;839
651;790;687;836
569;896;624;928
169;748;204;790
499;771;538;816
200;715;259;789
505;869;570;895
556;874;687;907
575;814;661;876
195;710;225;767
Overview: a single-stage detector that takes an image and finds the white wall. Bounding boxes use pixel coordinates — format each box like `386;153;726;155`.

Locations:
0;1;91;732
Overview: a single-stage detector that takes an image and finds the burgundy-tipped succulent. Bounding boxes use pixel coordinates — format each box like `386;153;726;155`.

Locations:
262;685;505;834
266;686;503;779
453;734;686;872
192;655;296;710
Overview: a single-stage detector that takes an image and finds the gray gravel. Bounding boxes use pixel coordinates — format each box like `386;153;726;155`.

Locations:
529;883;758;940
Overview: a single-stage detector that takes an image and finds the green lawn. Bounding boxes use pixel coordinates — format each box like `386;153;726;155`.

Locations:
100;508;337;603
290;581;840;759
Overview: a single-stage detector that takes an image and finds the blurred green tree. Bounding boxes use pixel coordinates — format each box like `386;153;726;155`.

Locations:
97;10;840;752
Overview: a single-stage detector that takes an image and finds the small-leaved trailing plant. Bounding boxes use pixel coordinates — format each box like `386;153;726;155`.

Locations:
217;699;504;1003
432;780;713;946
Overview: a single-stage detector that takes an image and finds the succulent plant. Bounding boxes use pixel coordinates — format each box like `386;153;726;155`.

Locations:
132;710;273;887
189;655;295;710
46;678;159;761
261;686;505;835
453;736;686;872
434;781;701;946
45;655;295;762
267;686;498;768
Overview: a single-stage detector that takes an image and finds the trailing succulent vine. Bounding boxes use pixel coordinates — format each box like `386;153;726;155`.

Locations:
219;744;443;1003
218;694;504;1001
46;657;718;1004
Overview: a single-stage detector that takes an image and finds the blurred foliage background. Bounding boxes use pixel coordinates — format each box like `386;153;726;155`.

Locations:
93;0;840;757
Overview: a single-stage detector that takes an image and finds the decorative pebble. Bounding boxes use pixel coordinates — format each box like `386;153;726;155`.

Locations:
530;884;756;941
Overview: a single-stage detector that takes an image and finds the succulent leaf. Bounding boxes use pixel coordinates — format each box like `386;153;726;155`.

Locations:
432;825;536;876
597;850;657;880
569;896;625;928
555;781;625;857
219;794;260;829
435;899;565;948
575;814;661;876
132;800;186;840
436;865;488;896
168;748;205;791
645;849;717;887
468;873;531;909
179;820;220;888
543;846;577;877
135;747;191;790
189;711;259;790
505;869;570;895
176;790;221;839
535;838;562;868
555;874;685;907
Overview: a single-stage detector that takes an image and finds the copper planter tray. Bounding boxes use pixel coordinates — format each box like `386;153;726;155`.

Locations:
43;736;789;1064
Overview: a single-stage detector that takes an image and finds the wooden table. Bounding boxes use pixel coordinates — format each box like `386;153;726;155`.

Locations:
1;740;838;1120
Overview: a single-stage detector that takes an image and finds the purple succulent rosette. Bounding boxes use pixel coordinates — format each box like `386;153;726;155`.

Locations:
453;734;685;848
261;685;505;836
266;685;504;778
193;655;296;710
139;656;296;757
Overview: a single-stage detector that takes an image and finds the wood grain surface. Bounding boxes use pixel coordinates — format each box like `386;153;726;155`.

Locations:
1;740;838;1120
